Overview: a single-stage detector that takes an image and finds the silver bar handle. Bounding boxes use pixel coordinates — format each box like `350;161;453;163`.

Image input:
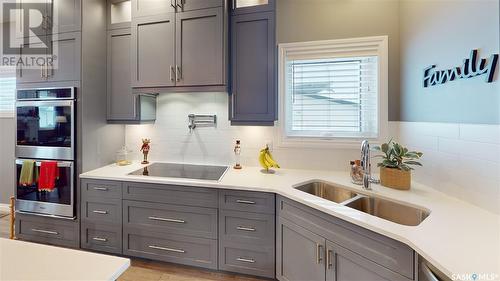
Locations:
92;210;109;215
148;216;186;224
31;228;58;235
92;237;108;242
236;199;256;205
232;0;236;10
41;65;45;78
236;258;255;263
170;65;175;81
93;187;108;191
316;244;322;264
327;249;334;270
236;226;256;232
176;65;182;82
148;245;185;253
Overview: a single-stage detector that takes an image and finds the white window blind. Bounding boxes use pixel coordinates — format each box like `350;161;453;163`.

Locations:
0;67;16;118
285;55;379;138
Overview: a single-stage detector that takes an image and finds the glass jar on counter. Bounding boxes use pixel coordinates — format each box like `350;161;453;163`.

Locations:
350;160;363;185
116;145;132;166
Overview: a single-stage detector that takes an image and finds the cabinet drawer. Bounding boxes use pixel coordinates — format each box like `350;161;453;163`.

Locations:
124;229;217;270
124;200;217;239
81;179;122;199
123;181;218;207
278;197;415;279
220;210;274;245
16;215;78;248
219;190;275;214
82;199;121;224
219;242;275;278
81;223;122;254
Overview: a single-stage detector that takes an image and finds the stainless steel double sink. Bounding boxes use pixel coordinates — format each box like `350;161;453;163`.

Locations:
295;181;430;226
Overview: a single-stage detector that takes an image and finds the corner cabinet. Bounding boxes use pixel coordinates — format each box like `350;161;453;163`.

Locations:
277;196;417;281
229;8;276;125
131;1;226;92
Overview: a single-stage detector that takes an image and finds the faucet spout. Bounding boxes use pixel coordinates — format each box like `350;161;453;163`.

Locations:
361;140;379;190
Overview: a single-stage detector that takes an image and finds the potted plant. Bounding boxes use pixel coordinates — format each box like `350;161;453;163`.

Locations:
373;139;423;190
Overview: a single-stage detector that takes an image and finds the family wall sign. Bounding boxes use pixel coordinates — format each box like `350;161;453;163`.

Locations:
423;49;498;87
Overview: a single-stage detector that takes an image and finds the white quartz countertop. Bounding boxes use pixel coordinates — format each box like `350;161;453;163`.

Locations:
0;238;130;281
80;162;500;280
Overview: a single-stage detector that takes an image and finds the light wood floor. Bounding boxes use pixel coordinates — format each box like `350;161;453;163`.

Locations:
0;215;268;281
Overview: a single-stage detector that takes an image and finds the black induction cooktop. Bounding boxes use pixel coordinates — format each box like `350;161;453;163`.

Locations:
128;163;228;181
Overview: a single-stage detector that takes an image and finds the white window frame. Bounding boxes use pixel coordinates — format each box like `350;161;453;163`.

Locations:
276;36;389;149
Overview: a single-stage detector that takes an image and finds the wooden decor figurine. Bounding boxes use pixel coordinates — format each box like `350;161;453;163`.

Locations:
140;139;151;164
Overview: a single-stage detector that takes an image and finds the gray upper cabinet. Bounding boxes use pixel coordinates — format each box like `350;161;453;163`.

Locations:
131;0;176;18
48;0;82;34
326;241;411;281
175;8;224;87
277;218;326;281
131;13;176;88
17;32;81;83
107;28;135;120
47;32;81;82
231;0;275;15
229;11;276;125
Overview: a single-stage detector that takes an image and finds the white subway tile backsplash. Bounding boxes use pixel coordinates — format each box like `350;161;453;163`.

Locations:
391;121;500;214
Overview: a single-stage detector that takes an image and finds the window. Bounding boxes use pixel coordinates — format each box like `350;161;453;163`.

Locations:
278;36;388;147
0;67;16;118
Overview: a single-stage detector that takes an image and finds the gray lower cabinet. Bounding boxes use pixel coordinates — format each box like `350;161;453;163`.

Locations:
81;223;122;254
277;196;416;281
175;8;224;87
131;13;176;88
277;217;326;281
229;11;276;125
16;213;79;248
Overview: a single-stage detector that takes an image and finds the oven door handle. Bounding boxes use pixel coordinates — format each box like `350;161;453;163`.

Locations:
15;100;74;108
16;159;73;168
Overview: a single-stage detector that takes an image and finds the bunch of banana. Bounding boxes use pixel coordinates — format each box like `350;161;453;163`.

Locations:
259;146;280;172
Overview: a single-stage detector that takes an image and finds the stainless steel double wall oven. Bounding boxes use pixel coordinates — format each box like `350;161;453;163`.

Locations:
15;87;76;218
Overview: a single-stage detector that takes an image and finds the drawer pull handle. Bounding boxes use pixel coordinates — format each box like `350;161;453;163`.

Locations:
148;216;186;224
93;210;109;215
316;243;323;264
31;228;58;235
93;187;108;191
236;258;255;263
148;245;185;253
327;249;334;270
236;199;256;205
236;226;256;232
92;237;108;242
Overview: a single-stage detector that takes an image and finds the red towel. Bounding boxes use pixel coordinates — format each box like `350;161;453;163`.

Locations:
38;161;59;192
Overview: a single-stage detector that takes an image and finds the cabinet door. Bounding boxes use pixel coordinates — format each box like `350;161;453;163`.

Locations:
326;241;411;281
47;0;81;34
46;32;81;82
17;36;48;83
107;28;137;121
180;0;223;11
131;14;176;88
231;0;275;15
230;12;276;124
131;0;176;18
175;8;224;87
277;218;326;281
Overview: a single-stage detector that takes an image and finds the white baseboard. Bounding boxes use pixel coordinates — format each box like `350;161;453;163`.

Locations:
0;204;10;213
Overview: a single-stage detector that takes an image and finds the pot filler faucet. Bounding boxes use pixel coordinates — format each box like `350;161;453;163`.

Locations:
361;140;380;190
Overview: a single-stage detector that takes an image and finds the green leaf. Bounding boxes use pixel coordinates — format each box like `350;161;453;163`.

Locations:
381;143;389;153
404;161;423;166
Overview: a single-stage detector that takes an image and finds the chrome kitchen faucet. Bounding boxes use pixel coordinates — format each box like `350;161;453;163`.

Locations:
361;140;380;190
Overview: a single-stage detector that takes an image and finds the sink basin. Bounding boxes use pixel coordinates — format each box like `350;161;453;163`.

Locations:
346;196;429;226
294;181;430;226
295;182;358;203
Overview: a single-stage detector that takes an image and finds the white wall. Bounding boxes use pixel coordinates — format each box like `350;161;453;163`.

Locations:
125;92;360;171
390;122;500;215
